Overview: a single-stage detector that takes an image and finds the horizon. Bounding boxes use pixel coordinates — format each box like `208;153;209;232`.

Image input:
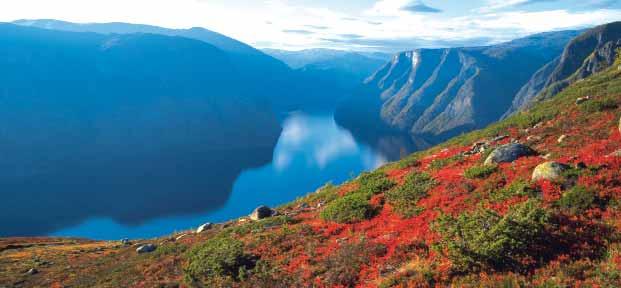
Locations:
1;0;621;52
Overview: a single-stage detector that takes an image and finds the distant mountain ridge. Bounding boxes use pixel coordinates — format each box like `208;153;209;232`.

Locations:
12;19;302;111
262;48;390;69
0;23;282;234
335;29;582;141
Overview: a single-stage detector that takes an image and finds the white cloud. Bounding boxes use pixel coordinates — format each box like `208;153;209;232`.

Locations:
0;0;620;51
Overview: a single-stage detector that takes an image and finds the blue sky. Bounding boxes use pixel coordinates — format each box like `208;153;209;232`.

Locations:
1;0;621;51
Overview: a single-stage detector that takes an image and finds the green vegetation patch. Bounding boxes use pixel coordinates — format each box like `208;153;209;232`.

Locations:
433;200;550;273
491;180;538;202
320;193;375;223
385;172;436;218
464;165;498;179
580;97;619;113
184;235;257;285
429;154;465;170
357;170;397;197
558;185;596;214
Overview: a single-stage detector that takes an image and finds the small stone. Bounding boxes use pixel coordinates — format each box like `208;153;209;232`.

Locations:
298;203;310;209
250;205;277;221
527;135;542;142
575;96;591;105
491;135;508;142
576;162;588;169
532;162;571;181
196;223;213;234
26;268;38;275
136;244;157;254
557;135;568;144
175;234;190;241
484;143;537;165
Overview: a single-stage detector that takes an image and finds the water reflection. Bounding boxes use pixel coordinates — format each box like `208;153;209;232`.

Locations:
49;113;388;239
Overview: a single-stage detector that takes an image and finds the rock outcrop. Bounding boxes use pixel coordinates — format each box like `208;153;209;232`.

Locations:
484;144;537;165
250;206;277;221
136;244;157;254
532;162;571;181
196;223;213;234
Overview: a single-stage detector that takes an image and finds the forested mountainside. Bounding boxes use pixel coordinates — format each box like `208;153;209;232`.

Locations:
3;32;621;288
0;23;281;235
335;29;582;141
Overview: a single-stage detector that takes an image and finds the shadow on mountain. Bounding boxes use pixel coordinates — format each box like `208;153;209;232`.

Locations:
0;24;281;236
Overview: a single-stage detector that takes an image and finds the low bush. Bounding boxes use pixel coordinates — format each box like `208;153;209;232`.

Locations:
385;173;435;218
357;171;396;196
320;193;375;223
429;155;464;170
184;235;257;285
491;180;538;202
464;165;498;179
580;97;618;113
433;200;551;273
558;185;596;213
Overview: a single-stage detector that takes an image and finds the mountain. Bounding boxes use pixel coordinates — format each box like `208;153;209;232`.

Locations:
0;23;281;235
264;48;391;110
263;48;390;70
335;30;581;141
12;19;300;111
4;35;621;287
505;22;621;116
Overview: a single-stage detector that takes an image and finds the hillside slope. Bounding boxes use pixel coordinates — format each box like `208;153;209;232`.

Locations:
2;40;621;288
335;30;580;141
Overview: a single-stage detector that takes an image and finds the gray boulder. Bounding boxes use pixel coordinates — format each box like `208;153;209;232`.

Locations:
196;223;213;233
484;143;537;165
136;244;157;254
532;162;571;181
250;205;276;221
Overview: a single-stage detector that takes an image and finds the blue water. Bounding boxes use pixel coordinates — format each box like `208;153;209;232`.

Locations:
51;113;388;239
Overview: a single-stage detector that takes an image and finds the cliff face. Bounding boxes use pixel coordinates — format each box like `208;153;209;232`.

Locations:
336;30;579;140
506;22;621;115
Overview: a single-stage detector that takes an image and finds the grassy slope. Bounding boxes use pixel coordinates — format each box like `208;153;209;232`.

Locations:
2;62;621;288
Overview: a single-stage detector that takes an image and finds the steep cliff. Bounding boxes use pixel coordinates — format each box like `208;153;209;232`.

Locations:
336;30;580;140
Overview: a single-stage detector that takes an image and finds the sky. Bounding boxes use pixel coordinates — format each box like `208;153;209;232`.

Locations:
1;0;621;52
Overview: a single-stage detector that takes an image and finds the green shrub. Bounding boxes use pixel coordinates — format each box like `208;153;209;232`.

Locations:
464;165;498;179
558;186;596;213
580;97;618;113
184;235;256;284
491;180;538;202
385;173;435;218
320;193;375;223
429;155;464;170
433;200;550;273
357;171;396;196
